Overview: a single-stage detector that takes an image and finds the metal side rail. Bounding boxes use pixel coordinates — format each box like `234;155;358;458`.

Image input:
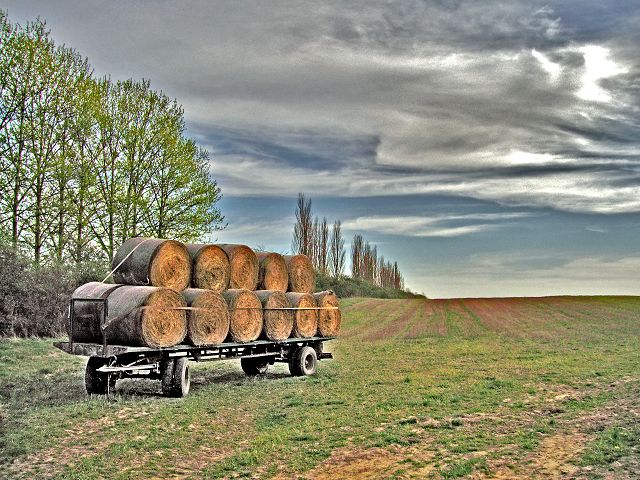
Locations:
53;336;335;359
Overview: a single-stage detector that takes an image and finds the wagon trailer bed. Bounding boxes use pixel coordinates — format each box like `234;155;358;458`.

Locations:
54;336;334;397
55;297;334;397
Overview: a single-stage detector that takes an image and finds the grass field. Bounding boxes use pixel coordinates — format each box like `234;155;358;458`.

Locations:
1;296;639;479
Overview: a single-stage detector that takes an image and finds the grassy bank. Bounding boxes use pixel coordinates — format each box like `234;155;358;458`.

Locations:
1;296;639;478
316;273;424;299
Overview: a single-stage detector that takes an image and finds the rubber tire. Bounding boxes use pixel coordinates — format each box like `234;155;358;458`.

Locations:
85;356;116;395
289;346;317;377
241;357;269;376
162;358;190;397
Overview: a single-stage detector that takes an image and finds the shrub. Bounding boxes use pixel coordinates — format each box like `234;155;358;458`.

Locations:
315;273;425;299
0;243;108;337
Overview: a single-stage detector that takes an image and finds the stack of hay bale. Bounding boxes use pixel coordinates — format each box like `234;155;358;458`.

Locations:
68;237;341;348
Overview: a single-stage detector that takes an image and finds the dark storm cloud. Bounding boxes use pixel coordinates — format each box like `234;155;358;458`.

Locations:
188;123;380;171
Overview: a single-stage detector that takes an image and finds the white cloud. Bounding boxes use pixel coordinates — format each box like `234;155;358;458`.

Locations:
504;150;556;165
413;254;640;298
213;154;640;214
577;45;628;103
532;48;561;82
341;212;534;237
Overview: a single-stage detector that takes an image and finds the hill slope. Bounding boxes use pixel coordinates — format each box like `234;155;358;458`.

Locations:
1;296;639;479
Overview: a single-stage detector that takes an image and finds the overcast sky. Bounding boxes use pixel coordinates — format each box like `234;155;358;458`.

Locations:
5;1;640;297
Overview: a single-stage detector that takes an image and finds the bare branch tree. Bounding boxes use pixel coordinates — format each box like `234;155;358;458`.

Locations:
292;193;313;256
329;220;345;277
351;234;363;279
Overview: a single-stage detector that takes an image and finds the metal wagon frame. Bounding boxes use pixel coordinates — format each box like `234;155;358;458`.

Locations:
54;298;334;397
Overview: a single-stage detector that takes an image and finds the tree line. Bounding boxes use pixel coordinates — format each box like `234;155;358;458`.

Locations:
0;12;223;264
291;193;404;290
351;234;403;290
292;193;346;278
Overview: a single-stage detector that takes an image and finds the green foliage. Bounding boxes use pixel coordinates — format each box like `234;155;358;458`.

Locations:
0;241;107;336
316;272;425;299
581;426;640;466
0;11;223;264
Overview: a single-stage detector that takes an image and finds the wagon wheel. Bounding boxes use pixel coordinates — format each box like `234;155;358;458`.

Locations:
161;357;191;397
85;356;117;395
288;346;317;377
240;357;269;376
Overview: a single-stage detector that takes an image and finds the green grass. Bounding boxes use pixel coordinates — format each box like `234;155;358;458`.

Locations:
581;425;640;466
1;296;639;479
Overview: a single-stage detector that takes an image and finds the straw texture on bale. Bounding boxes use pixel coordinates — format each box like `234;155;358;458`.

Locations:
68;282;124;343
254;290;293;341
285;292;318;338
256;252;288;291
313;290;341;337
284;255;315;293
217;244;258;290
112;237;191;291
186;244;230;292
222;289;263;343
101;286;187;348
182;288;230;346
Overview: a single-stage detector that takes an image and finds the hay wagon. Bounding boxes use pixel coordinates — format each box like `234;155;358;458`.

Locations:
54;297;334;398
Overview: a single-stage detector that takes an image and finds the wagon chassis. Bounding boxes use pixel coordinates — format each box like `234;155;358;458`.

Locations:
54;298;334;397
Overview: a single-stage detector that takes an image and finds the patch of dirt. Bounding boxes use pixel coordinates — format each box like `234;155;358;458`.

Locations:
1;404;248;479
118;444;233;480
486;432;588;479
1;412;129;479
478;381;640;479
294;444;436;480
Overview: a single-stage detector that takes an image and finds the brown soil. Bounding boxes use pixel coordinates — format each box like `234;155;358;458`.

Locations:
364;300;423;341
292;444;435;480
403;300;437;338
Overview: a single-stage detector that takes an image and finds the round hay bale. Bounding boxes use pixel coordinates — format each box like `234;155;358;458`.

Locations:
222;289;263;343
313;290;341;336
217;244;258;290
284;255;315;293
186;244;230;292
103;286;187;348
182;288;230;346
112;237;191;291
256;252;288;291
285;292;318;338
255;290;293;341
68;282;124;343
